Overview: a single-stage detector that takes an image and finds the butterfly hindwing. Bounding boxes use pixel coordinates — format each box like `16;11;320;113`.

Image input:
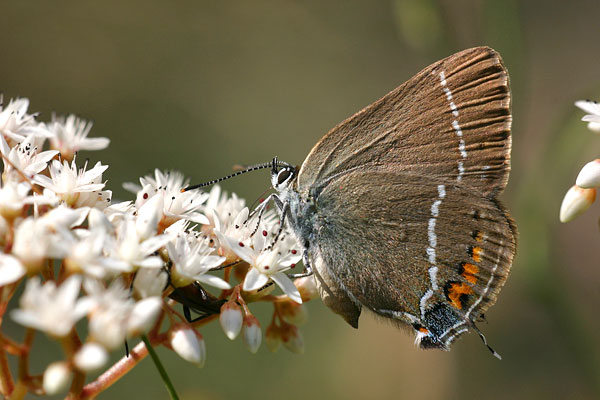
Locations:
303;167;516;348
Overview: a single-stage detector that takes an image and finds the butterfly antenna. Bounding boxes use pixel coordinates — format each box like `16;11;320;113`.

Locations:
181;157;291;192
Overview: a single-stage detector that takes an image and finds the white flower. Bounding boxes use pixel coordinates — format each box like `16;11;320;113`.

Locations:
203;185;246;231
575;100;600;133
33;159;108;207
104;216;170;272
133;267;169;298
47;114;110;160
0;97;50;144
85;279;162;349
125;169;209;228
11;275;88;337
0;134;58;183
63;229;113;278
12;217;54;270
166;233;229;289
0;180;40;221
219;222;302;303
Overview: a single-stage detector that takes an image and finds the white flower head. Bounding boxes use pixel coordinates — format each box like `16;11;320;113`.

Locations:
220;221;302;303
33;158;108;207
125;170;209;229
47;114;110;161
203;185;246;232
0;97;51;145
167;233;230;289
104;216;170;273
0;180;40;221
11;275;89;337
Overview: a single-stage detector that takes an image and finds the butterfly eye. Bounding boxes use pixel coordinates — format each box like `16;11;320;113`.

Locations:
277;169;292;185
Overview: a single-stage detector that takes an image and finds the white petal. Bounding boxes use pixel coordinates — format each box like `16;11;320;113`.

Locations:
243;268;269;292
575;100;600;115
271;273;302;304
197;274;232;290
0;254;25;286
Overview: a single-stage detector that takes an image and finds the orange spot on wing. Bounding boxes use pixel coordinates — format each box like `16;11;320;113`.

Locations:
447;282;474;309
419;327;429;334
471;246;482;262
475;231;484;242
461;263;479;284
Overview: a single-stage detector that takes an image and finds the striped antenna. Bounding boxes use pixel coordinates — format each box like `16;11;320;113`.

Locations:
181;157;291;192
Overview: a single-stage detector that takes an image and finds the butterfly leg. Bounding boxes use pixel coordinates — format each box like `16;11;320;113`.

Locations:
247;193;275;236
287;250;313;279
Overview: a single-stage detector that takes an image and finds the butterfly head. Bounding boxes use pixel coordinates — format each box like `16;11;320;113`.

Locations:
271;158;298;193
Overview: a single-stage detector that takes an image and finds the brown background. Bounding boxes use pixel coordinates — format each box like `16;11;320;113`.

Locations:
2;1;600;399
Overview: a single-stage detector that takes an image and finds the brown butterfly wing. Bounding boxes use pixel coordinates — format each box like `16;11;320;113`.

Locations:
297;46;511;197
305;167;516;349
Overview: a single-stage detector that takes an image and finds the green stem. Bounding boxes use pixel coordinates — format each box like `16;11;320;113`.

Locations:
141;335;179;400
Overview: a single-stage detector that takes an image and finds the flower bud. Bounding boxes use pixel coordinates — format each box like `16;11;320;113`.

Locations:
281;324;304;354
127;297;163;337
133;267;169;298
265;324;281;353
43;361;71;395
219;301;243;340
170;325;206;367
294;276;318;302
279;301;308;326
243;315;262;354
576;159;600;188
560;185;596;222
74;343;108;373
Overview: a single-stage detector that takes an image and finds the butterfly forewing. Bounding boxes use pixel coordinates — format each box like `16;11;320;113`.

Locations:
297;46;511;197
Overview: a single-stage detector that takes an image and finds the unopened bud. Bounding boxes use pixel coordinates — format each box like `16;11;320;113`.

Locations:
576;159;600;188
243;315;262;354
560;185;596;222
219;301;243;340
281;324;304;354
294;276;318;302
265;324;282;353
74;343;108;373
170;325;206;367
43;361;71;395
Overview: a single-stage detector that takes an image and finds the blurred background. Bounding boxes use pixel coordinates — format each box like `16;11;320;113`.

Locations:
1;0;600;399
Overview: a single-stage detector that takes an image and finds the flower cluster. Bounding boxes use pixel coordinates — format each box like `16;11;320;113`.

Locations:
0;97;317;398
560;101;600;222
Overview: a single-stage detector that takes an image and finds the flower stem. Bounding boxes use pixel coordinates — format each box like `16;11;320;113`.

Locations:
141;334;179;400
